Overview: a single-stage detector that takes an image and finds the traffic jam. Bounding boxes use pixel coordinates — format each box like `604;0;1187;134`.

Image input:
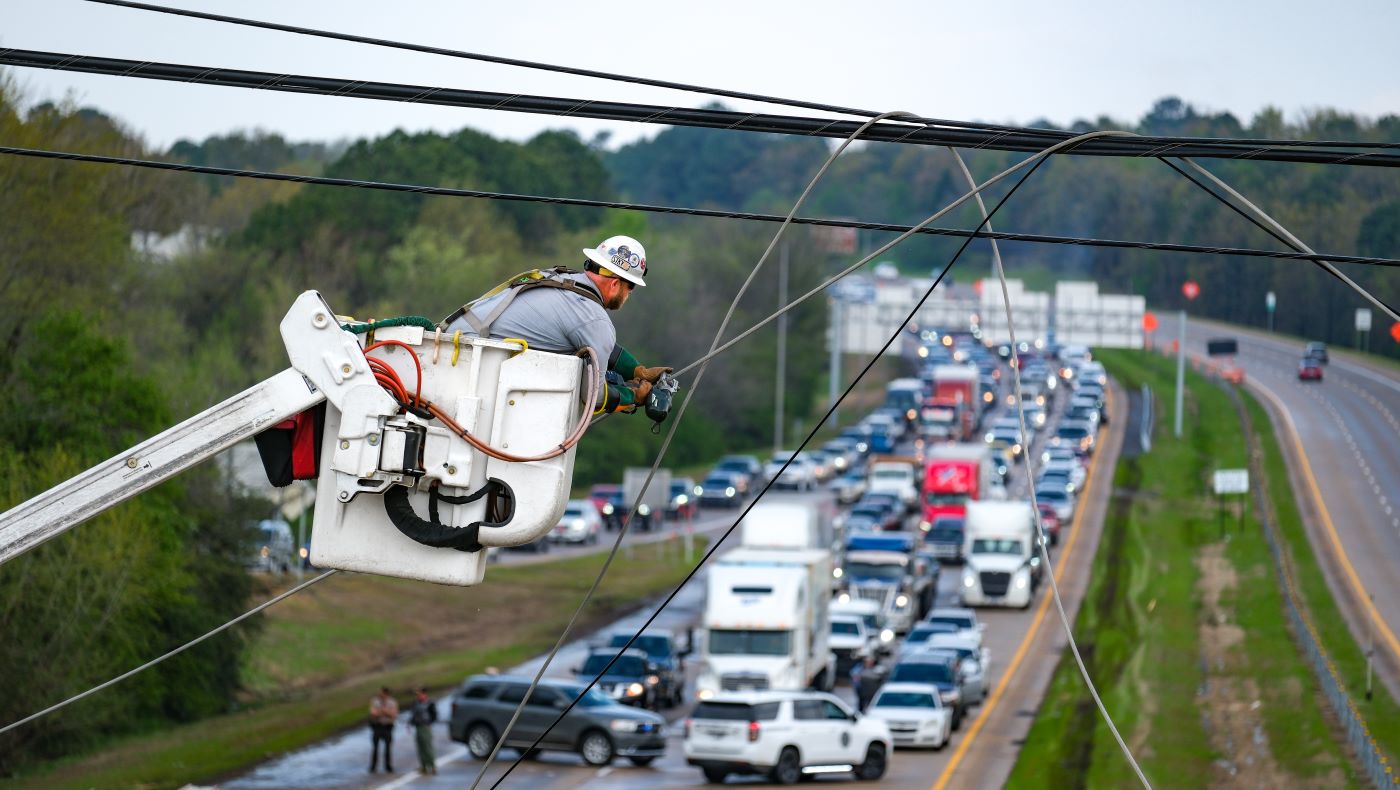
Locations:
444;330;1109;785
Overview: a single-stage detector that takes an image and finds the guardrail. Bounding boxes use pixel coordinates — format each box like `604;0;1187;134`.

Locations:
1219;381;1398;787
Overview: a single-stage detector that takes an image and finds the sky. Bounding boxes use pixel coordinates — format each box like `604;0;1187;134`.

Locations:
6;0;1400;151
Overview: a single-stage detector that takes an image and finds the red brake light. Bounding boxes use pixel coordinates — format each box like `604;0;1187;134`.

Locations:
748;720;761;742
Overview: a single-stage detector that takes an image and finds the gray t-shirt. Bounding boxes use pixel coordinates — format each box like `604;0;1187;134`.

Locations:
444;271;615;386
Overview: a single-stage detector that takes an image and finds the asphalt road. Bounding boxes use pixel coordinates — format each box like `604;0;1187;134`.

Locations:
220;375;1123;790
1183;320;1400;699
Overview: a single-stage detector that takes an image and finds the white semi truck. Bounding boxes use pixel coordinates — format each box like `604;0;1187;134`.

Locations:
738;497;836;554
959;501;1040;609
696;547;836;698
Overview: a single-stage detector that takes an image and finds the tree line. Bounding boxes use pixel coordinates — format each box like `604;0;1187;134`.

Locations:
2;79;1396;774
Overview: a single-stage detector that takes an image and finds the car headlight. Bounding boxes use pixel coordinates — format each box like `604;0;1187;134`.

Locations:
646;674;660;685
697;688;714;701
602;504;614;515
676;494;688;505
1015;574;1029;589
940;689;960;703
880;628;895;643
610;719;641;732
1036;395;1045;406
833;567;844;579
907;409;917;421
983;391;994;403
260;546;269;558
626;682;645;697
984;432;995;444
838;592;851;604
725;486;736;497
895;594;909;608
962;571;976;588
298;547;309;559
638;504;650;516
919;520;931;532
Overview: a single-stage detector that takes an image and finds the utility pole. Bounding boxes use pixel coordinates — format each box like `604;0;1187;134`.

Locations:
829;294;842;426
1174;310;1185;438
774;241;789;453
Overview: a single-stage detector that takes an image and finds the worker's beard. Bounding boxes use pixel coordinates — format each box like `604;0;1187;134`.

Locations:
605;287;630;310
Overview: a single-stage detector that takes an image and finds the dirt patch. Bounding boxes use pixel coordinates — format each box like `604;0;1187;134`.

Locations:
1195;543;1294;789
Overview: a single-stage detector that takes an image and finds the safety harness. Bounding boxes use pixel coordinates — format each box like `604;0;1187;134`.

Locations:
439;267;605;337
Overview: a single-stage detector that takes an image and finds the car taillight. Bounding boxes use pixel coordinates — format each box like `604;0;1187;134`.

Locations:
748;720;761;742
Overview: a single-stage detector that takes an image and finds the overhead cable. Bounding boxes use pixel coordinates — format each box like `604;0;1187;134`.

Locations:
1156;156;1399;317
2;145;1396;270
0;570;338;736
490;134;1061;790
962;140;1151;785
83;0;1400;156
3;48;1400;168
1175;157;1400;323
465;111;908;790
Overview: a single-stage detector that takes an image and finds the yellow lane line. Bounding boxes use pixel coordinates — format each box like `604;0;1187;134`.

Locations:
931;387;1116;790
1246;379;1400;664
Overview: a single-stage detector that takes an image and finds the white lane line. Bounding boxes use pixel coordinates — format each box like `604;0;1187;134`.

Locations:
373;745;470;790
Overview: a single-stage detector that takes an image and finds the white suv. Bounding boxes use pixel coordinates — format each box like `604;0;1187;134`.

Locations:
684;691;892;784
864;682;953;749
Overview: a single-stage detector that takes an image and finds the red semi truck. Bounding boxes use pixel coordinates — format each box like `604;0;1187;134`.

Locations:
919;444;997;560
924;365;980;442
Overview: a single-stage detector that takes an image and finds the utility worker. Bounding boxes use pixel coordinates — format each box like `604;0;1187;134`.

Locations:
442;235;671;414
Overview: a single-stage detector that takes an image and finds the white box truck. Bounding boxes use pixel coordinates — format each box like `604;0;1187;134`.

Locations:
623;467;672;532
696;547;836;697
738;497;836;554
959;501;1039;609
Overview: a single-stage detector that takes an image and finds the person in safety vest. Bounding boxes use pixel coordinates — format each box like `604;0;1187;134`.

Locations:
441;234;671;414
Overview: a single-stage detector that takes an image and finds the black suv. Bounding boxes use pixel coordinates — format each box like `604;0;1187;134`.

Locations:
1305;341;1329;364
575;647;663;710
449;675;665;766
607;631;688;708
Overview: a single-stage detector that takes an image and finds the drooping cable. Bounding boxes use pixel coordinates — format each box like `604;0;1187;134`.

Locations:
4;48;1400;168
77;0;1400;157
0;570;338;736
1174;157;1400;323
464;111;907;790
3;144;1395;268
956;145;1152;787
1156;157;1400;316
488;140;1057;790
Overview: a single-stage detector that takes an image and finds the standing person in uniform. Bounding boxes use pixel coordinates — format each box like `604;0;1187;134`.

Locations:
407;687;438;775
852;656;886;713
441;235;671;416
368;686;399;773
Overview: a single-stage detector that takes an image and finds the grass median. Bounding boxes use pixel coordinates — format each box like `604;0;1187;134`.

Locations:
11;536;709;790
1007;349;1357;788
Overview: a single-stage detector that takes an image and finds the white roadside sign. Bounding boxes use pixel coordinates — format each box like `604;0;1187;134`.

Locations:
1213;469;1250;495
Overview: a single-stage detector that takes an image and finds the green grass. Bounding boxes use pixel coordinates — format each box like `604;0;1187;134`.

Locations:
12;538;709;790
1007;350;1356;788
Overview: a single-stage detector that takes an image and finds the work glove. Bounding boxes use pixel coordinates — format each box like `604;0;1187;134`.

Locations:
628;379;654;408
634;365;673;384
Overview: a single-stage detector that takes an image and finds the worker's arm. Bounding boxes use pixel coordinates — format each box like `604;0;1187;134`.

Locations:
570;319;642;414
611;346;671;383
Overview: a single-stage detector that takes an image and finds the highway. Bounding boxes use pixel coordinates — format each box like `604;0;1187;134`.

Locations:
221;376;1125;790
1183;320;1400;698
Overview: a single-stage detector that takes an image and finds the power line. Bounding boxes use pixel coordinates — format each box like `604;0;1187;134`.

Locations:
80;0;1400;156
3;144;1397;270
488;130;1055;790
463;111;905;790
4;48;1400;168
0;570;338;737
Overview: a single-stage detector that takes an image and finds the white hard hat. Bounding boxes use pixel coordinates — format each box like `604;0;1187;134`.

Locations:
582;235;647;287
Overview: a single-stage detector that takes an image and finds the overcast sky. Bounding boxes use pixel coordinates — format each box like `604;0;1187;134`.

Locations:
6;0;1400;150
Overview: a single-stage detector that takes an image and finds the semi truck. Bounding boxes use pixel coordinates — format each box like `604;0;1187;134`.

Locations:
959;501;1040;609
884;378;927;428
928;365;981;441
739;497;836;554
696;547;836;697
920;443;997;536
865;454;922;513
840;532;929;632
